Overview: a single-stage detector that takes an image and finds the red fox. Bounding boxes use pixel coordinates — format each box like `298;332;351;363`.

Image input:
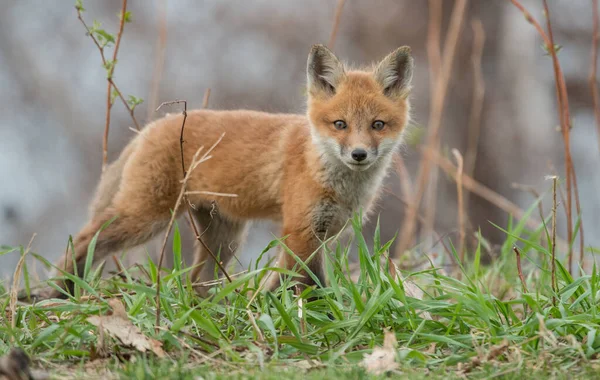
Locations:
31;44;414;300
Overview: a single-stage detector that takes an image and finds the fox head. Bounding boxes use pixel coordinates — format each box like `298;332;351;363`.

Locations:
306;44;413;172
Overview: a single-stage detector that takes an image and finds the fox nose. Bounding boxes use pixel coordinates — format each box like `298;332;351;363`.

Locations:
351;149;368;162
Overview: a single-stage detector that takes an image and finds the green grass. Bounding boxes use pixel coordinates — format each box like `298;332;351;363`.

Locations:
1;205;600;379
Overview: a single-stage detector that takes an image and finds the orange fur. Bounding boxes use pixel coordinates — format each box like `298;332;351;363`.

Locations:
37;45;414;299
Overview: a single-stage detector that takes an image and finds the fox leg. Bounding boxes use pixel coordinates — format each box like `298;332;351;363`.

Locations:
262;225;326;293
190;206;248;297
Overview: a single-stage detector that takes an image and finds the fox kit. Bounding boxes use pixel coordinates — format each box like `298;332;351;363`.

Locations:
32;44;414;300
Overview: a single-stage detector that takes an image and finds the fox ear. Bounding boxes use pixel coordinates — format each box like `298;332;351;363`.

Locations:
307;44;345;96
374;46;414;99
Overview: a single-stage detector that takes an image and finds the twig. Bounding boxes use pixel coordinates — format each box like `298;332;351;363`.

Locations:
452;149;466;262
512;246;529;294
76;1;140;172
185;191;238;197
154;94;230;331
158;92;235;285
202;88;212;109
426;0;442;86
9;234;36;340
511;0;573;270
509;0;582;275
423;0;469;248
396;0;468;257
420;0;443;251
154;144;212;330
542;0;579;275
464;19;486;193
328;0;346;48
155;93;233;284
246;309;265;343
547;162;569;223
111;254;125;274
550;175;558;305
146;0;168;121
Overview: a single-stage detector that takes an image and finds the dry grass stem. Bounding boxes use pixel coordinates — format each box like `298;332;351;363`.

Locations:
155;93;234;328
452;149;466;262
246;309;265;343
464;19;486;192
512;246;529;294
396;0;468;257
509;0;583;275
154;144;211;330
9;234;36;339
542;0;579;275
393;155;413;201
550;175;558;303
422;0;469;248
202;88;212;109
328;0;346;48
146;0;168;120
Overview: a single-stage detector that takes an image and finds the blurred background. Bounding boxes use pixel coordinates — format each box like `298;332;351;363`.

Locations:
1;0;598;280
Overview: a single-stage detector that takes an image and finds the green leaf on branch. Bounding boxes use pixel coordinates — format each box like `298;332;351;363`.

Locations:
75;0;85;12
127;95;144;110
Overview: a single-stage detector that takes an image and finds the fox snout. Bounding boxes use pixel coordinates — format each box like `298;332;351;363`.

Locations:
341;145;379;171
350;148;368;162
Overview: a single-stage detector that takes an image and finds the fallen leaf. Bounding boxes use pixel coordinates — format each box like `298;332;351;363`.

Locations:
361;330;399;375
87;299;165;358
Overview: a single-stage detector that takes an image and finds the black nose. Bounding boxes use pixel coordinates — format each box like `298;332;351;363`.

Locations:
351;149;368;162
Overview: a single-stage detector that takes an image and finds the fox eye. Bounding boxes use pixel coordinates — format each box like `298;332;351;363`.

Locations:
333;120;347;130
372;120;385;131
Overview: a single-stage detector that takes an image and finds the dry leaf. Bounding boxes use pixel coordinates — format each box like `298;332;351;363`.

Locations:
361;330;399;375
87;299;165;358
